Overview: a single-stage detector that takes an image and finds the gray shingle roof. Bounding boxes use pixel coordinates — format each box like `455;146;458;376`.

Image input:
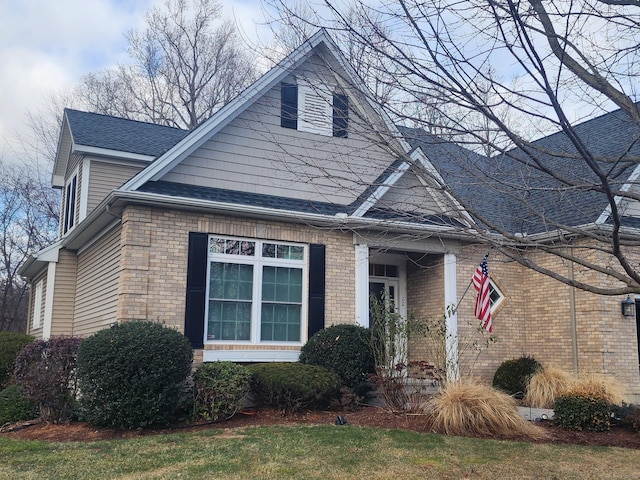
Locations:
402;105;640;235
65;109;189;158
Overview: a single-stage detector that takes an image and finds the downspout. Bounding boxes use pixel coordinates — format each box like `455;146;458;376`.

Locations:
568;259;579;374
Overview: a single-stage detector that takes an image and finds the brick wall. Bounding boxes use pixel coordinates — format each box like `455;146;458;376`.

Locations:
117;205;356;341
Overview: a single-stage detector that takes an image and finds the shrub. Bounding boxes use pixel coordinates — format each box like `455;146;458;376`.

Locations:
611;403;640;432
0;332;33;388
492;356;542;398
13;336;83;423
299;324;374;397
427;382;547;439
554;394;610;432
523;367;573;408
77;321;193;429
0;385;39;424
193;362;251;423
248;362;341;412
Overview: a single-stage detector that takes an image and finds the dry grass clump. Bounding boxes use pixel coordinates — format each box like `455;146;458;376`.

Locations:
567;375;626;405
427;382;548;440
523;367;573;408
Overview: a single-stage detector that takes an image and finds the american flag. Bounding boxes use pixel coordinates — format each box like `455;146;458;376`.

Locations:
472;258;492;332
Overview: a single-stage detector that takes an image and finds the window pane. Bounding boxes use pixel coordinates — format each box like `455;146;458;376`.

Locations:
289;246;304;260
260;304;301;341
208;300;251;341
262;243;276;258
210;237;226;253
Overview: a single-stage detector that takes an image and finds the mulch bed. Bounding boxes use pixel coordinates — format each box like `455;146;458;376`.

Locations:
2;406;640;449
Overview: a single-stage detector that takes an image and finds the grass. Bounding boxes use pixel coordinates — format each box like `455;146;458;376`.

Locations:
2;424;640;479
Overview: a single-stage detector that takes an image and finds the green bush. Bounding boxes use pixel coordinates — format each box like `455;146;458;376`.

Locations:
13;337;83;423
248;362;341;413
492;356;542;398
0;385;39;424
193;362;251;423
0;332;33;388
77;321;193;429
299;324;374;397
554;394;611;432
610;403;640;432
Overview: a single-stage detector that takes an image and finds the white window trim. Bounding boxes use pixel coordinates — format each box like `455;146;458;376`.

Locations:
32;279;43;330
79;158;90;221
204;236;308;346
43;262;56;340
489;279;505;312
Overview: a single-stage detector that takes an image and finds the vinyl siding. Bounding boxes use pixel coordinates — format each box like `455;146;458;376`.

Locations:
87;159;143;214
378;171;446;216
73;225;121;337
50;249;77;336
161;54;409;208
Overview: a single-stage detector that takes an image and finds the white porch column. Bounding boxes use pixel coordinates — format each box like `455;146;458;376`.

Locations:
43;262;57;340
444;253;459;381
354;244;369;327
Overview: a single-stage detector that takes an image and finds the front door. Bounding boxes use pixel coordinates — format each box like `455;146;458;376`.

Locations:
369;279;399;314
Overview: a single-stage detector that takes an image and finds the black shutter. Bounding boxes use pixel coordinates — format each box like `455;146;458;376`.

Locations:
307;243;326;338
184;232;208;348
333;93;348;138
281;82;298;129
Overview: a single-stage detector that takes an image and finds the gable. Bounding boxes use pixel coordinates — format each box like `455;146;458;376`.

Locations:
155;51;404;208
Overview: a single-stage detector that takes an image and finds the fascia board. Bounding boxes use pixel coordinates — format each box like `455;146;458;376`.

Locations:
121;30;329;192
52;113;72;188
595;162;640;225
412;147;474;227
352;161;411;217
73;145;155;163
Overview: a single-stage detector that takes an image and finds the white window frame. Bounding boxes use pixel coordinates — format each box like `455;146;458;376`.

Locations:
32;279;43;330
204;235;308;346
489;279;505;312
63;168;78;235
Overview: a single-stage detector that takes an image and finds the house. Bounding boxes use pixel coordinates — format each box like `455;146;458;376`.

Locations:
19;30;640;401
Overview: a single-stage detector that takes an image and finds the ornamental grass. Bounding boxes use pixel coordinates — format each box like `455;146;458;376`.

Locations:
568;374;626;405
427;382;548;440
523;367;573;409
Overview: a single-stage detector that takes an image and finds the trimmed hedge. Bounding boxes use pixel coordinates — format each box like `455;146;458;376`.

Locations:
248;362;341;412
0;385;39;424
492;356;542;398
299;324;374;397
193;361;251;423
0;332;33;387
554;394;611;432
13;336;83;423
77;321;193;429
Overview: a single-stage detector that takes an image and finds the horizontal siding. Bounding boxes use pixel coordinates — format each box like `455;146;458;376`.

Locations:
51;249;77;336
87;160;143;214
162;57;400;206
73;225;121;337
379;172;444;215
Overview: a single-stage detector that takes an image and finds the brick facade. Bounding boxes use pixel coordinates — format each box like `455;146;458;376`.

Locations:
116;205;356;351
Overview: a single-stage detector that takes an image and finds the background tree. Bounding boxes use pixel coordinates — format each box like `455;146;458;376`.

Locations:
267;0;640;294
76;0;258;130
0;159;58;332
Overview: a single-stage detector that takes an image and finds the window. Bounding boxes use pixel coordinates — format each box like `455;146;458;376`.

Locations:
489;279;505;312
63;171;77;234
205;236;307;343
280;81;348;138
32;279;43;329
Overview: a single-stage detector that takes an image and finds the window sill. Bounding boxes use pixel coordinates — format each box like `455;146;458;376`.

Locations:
203;349;300;363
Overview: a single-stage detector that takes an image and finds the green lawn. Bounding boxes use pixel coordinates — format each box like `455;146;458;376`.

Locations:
1;424;639;479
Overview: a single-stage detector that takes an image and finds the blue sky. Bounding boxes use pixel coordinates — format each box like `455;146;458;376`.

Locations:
0;0;267;161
